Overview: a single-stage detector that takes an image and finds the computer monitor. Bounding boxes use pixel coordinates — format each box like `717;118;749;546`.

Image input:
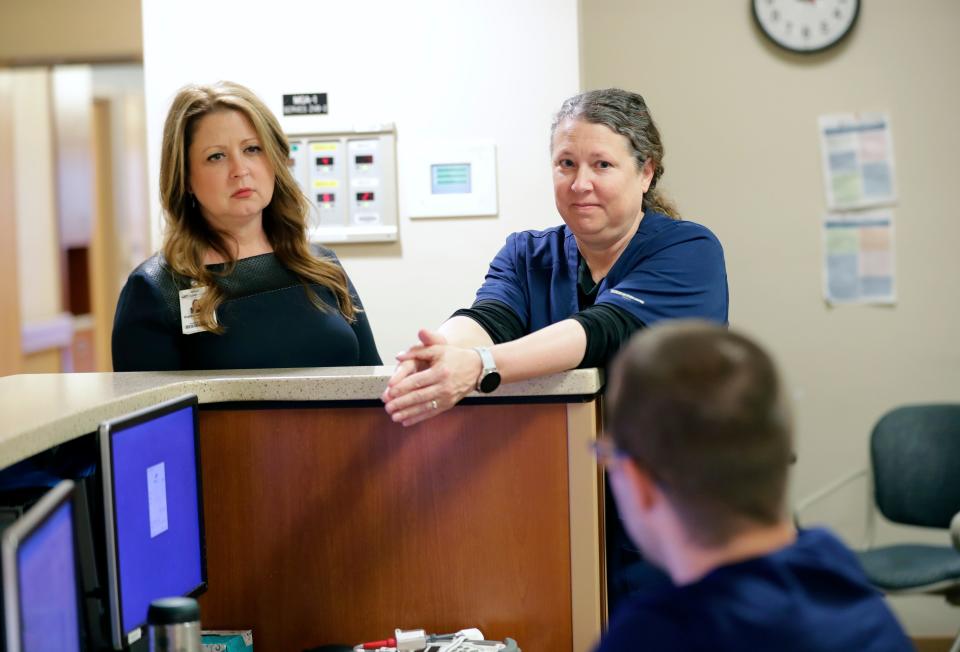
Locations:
99;394;207;650
1;479;83;652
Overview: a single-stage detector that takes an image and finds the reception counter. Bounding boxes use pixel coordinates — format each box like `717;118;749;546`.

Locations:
0;367;606;651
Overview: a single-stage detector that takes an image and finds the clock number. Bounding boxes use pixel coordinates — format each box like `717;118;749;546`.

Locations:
753;0;859;54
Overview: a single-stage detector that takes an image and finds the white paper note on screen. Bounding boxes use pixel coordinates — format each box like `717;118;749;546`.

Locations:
146;462;169;537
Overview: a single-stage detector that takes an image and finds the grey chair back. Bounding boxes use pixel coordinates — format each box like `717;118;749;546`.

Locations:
872;404;960;529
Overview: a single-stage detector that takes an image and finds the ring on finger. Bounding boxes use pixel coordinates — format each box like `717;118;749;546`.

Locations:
429;399;439;410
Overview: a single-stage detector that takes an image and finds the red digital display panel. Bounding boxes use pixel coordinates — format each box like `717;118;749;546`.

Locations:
356;191;375;202
316;156;334;166
355;154;374;165
317;193;335;203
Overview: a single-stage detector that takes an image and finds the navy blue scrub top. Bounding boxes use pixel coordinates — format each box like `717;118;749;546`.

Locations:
475;210;728;331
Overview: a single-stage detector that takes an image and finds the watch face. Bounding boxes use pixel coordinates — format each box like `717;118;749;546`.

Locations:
479;371;501;394
752;0;859;54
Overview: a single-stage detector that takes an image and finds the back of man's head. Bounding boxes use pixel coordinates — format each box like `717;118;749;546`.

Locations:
606;320;793;547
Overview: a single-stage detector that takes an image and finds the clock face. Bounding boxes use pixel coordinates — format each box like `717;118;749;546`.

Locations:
752;0;860;54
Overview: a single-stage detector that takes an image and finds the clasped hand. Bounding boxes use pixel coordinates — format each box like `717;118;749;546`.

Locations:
381;329;482;426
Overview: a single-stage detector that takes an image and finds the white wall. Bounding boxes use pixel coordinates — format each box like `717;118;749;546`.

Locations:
141;0;581;360
581;0;960;637
51;66;95;250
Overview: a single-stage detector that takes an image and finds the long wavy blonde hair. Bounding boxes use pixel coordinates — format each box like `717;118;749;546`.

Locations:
159;81;356;332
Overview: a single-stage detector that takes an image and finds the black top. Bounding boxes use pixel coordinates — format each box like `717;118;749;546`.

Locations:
111;247;381;371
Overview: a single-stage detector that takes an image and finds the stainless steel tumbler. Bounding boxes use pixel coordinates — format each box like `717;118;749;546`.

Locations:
147;597;202;652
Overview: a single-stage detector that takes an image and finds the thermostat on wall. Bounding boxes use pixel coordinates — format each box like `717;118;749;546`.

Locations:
406;141;498;219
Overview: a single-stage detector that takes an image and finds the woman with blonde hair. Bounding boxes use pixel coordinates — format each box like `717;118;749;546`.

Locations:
112;81;380;370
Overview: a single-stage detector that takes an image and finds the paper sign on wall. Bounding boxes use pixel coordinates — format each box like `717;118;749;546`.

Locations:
822;210;896;305
819;113;897;210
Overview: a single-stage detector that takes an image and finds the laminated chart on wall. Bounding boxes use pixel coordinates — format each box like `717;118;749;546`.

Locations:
822;211;896;305
819;113;897;210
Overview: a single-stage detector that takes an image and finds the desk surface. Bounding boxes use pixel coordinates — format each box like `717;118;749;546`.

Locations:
0;366;602;469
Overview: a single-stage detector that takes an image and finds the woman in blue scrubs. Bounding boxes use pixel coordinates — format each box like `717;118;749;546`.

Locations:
382;88;727;425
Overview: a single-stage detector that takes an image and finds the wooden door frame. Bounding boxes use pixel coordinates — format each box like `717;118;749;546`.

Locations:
0;72;22;376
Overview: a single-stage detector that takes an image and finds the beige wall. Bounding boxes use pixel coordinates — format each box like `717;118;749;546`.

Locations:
581;0;960;636
12;69;63;324
0;0;141;64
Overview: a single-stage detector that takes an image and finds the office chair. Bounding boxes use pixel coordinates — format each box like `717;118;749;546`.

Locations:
795;404;960;652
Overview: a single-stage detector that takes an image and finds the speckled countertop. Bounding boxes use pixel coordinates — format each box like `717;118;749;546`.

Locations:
0;366;603;470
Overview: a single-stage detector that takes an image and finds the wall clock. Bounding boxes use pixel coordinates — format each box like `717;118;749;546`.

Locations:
752;0;860;54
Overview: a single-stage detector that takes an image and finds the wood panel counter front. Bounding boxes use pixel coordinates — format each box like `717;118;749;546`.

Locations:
0;367;605;651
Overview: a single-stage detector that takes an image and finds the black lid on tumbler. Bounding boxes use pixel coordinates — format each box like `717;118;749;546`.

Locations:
147;597;200;625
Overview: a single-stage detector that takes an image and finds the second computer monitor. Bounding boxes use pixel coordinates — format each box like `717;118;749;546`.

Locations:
1;479;83;652
99;394;206;650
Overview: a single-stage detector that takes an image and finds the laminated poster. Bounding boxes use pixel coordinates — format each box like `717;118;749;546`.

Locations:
819;113;897;210
822;211;896;305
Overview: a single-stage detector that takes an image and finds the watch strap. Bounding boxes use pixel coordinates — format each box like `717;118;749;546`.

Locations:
473;346;498;391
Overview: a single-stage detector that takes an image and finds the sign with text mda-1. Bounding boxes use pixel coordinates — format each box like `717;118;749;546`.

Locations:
283;93;328;115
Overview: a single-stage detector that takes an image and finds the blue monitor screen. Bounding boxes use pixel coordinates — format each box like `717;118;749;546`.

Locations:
110;403;203;637
16;497;82;652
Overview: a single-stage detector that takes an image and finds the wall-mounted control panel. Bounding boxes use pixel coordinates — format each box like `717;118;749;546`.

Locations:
406;140;498;219
286;125;397;244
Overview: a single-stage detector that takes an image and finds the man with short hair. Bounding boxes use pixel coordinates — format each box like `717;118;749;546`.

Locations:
595;320;911;651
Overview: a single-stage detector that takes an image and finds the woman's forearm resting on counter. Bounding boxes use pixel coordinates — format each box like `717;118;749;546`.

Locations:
382;319;587;426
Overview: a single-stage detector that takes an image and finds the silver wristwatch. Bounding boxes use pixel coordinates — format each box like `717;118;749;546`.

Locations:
473;347;502;393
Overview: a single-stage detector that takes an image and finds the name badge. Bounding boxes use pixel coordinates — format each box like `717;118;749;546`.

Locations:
179;286;216;334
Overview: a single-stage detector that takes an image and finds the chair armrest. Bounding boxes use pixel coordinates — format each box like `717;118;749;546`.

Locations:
951;511;960;551
793;468;868;526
